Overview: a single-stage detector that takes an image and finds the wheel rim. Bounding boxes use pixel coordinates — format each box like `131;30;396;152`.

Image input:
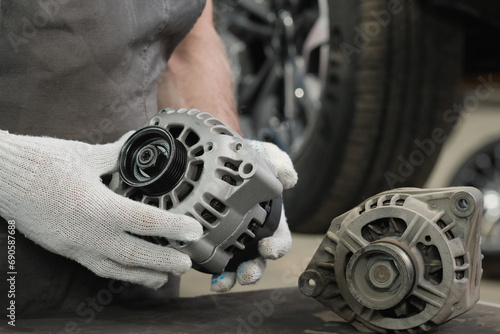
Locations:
219;0;330;158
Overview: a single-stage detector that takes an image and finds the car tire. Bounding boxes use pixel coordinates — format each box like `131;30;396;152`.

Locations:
217;0;464;233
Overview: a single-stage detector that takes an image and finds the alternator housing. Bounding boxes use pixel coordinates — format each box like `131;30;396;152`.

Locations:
299;187;483;333
109;108;283;274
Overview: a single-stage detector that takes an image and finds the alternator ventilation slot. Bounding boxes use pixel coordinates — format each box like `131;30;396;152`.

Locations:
417;243;443;285
358;195;407;215
167;125;183;139
185;130;200;147
361;218;407;243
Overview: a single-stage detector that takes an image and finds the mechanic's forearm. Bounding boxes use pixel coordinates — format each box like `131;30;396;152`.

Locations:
158;0;241;134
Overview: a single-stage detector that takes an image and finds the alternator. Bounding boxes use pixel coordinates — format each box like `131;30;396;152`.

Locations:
299;187;483;333
109;108;283;274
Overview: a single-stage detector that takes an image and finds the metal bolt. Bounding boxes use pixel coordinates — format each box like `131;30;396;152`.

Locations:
373;265;390;283
368;259;400;289
139;147;155;165
136;144;166;178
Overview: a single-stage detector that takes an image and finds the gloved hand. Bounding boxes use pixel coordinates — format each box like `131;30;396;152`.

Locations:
210;140;298;292
0;131;203;289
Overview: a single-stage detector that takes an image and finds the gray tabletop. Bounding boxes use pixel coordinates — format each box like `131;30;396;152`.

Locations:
4;288;500;333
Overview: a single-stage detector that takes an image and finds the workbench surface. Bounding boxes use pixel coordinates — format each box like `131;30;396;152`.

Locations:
5;288;500;333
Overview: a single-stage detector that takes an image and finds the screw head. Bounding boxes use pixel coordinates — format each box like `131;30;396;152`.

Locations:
139;147;155;165
136;144;162;171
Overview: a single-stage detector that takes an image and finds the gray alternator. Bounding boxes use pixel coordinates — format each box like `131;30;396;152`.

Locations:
109;108;283;274
299;187;483;333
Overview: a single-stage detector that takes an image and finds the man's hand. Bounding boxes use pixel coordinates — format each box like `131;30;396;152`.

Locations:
211;140;298;292
0;131;203;289
158;0;241;134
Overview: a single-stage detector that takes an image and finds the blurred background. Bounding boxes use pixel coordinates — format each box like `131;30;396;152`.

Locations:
181;0;500;305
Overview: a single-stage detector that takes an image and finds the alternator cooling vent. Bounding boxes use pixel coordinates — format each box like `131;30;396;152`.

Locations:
358;194;407;215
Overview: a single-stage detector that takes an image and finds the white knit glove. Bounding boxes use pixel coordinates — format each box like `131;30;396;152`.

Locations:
0;131;203;289
210;140;297;292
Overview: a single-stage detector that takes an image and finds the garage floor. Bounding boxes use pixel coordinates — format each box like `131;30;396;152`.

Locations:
14;288;500;333
181;88;500;305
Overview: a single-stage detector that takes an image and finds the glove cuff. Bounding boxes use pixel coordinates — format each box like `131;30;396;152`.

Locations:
0;132;40;218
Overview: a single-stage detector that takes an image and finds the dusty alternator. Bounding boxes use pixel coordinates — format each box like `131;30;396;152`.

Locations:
299;188;483;333
109;108;283;274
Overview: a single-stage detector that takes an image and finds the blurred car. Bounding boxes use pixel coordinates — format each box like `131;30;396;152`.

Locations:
450;138;500;276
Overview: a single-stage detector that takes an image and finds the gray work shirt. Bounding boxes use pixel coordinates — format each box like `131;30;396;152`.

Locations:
0;0;206;316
